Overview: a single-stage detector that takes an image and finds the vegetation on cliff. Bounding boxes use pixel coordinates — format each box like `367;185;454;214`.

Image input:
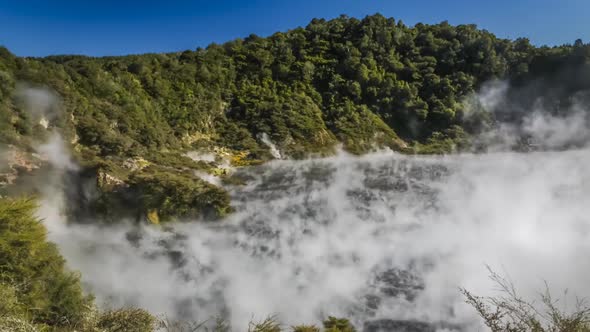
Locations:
1;14;590;221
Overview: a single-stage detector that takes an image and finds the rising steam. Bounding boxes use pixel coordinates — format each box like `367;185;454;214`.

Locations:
21;80;590;331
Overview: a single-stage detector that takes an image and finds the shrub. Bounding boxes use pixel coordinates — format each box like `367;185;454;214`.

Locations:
97;308;157;332
0;197;93;327
323;317;356;332
462;268;590;332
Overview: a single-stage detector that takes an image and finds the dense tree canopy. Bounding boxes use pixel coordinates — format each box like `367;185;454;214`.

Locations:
1;14;590;221
1;14;588;159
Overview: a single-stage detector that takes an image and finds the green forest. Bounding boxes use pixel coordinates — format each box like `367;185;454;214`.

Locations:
2;14;590;222
1;14;590;331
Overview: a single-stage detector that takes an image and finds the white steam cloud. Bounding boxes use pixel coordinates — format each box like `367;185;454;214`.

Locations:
522;110;590;149
22;81;590;331
476;79;509;112
37;149;590;331
260;133;282;159
36;131;78;171
467;80;590;151
16;85;61;128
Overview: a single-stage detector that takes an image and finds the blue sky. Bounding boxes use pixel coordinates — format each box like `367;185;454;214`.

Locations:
1;0;588;57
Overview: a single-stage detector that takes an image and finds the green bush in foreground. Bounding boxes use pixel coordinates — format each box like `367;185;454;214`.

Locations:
0;197;93;327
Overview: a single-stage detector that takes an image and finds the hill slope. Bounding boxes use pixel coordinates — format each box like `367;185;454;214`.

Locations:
1;14;590;221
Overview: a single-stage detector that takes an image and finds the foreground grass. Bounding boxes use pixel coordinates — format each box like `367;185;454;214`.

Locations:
0;313;356;332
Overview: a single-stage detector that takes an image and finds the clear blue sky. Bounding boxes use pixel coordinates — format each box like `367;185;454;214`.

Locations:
1;0;588;57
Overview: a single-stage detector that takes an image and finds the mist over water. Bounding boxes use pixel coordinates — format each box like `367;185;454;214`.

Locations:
39;148;590;330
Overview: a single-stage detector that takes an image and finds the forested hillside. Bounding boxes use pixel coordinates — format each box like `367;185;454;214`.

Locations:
1;14;590;221
2;13;590;332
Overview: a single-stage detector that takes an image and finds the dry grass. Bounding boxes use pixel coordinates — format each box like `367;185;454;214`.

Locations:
248;316;282;332
462;267;590;332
